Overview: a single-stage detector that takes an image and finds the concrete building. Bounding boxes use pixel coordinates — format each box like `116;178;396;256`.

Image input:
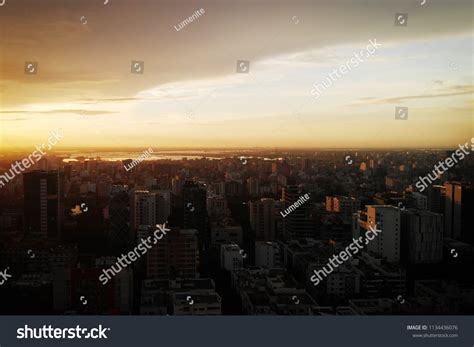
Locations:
131;190;156;232
358;205;401;263
255;241;281;268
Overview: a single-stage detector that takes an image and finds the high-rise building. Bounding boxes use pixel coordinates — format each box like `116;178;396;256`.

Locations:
427;185;446;215
131;190;156;232
249;198;275;241
444;182;474;242
147;228;200;279
282;185;313;238
108;185;131;252
23;170;64;239
171;177;183;196
183;180;208;240
358;205;401;263
246;177;259;196
400;209;443;265
153;190;171;224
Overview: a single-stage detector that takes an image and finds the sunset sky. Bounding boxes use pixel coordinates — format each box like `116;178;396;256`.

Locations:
0;0;472;151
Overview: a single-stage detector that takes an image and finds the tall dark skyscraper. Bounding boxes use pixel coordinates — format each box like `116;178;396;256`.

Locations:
23;170;64;239
183;181;208;248
248;198;275;241
108;185;132;252
427;185;446;215
444;182;474;242
282;185;313;238
400;209;443;265
444;182;474;243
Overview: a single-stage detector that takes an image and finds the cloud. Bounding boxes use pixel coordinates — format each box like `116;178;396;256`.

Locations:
350;85;474;105
0;109;116;116
0;118;27;122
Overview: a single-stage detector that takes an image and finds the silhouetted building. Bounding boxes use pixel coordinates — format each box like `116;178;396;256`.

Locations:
23;170;64;239
401;209;443;265
147;228;199;279
183;181;208;246
108;185;132;252
444;182;474;243
249;198;276;241
427;185;446;215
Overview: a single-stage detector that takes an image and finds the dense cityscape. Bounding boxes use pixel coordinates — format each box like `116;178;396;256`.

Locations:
0;147;473;315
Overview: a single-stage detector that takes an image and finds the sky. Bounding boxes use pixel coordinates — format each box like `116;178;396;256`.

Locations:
0;0;472;151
